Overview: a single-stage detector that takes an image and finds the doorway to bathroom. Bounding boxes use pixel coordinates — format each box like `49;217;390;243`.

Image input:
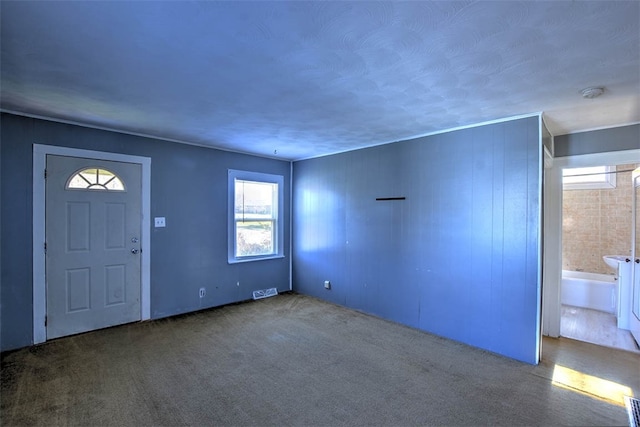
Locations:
559;160;639;352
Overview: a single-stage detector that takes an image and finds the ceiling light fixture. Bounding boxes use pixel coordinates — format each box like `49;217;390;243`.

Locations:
580;86;605;99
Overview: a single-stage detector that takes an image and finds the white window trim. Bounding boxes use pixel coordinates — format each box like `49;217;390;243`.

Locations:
228;169;284;264
563;165;616;190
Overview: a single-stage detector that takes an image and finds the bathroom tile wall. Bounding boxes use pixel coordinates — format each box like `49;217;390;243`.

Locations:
563;164;638;275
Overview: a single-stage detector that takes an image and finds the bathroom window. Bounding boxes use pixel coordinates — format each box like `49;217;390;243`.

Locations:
228;169;284;263
563;166;616;190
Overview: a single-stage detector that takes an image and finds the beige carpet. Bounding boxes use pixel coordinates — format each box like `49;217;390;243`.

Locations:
2;293;638;426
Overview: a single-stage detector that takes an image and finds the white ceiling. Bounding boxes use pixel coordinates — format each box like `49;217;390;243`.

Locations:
2;1;639;160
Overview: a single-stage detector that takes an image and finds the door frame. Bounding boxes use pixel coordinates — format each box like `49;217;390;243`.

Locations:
33;144;151;344
542;148;640;338
631;170;640;344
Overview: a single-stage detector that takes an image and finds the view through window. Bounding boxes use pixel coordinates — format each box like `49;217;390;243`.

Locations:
563;166;616;189
228;169;283;263
235;179;277;257
66;168;125;191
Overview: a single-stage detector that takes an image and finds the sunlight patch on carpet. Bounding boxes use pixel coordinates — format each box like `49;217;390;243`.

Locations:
552;364;633;407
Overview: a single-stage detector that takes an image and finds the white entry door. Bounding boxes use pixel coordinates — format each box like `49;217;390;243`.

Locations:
46;155;142;339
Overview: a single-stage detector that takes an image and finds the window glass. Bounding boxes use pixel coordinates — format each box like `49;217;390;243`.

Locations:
563;166;616;190
67;168;125;191
228;170;284;263
235;179;277;257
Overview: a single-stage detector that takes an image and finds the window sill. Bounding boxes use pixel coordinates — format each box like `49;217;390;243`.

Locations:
228;254;285;264
563;182;616;190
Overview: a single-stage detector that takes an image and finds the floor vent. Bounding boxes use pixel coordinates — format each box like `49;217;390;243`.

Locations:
252;287;278;300
626;396;640;427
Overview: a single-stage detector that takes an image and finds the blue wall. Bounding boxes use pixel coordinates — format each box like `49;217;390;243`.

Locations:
0;113;291;351
293;116;542;364
554;124;639;157
1;112;544;363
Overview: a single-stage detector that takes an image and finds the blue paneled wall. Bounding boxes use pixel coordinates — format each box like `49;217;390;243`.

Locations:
0;113;291;351
1;112;542;363
293;116;542;364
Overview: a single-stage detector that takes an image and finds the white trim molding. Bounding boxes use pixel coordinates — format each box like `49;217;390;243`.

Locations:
542;149;640;339
554;150;640;168
33;144;151;344
227;169;285;264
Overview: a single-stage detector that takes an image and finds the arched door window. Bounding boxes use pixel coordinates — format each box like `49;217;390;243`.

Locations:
66;168;125;191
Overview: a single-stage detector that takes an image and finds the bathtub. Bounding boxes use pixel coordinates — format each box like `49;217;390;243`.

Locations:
561;270;617;314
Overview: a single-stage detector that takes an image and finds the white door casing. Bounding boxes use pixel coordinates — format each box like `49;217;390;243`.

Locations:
630;169;640;345
46;155;141;339
542;149;640;339
33;145;151;344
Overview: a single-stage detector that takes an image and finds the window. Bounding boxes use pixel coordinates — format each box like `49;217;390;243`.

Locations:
228;170;284;263
563;166;616;190
66;168;125;191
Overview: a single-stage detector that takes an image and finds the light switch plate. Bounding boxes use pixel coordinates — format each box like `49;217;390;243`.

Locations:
154;217;166;228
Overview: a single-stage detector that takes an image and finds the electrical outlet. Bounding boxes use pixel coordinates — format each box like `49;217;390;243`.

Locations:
199;287;206;298
324;280;331;290
154;217;166;228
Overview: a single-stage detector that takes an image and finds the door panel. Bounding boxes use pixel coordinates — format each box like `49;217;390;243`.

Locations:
66;268;90;312
46;155;142;339
105;203;126;249
105;264;126;306
67;202;90;251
